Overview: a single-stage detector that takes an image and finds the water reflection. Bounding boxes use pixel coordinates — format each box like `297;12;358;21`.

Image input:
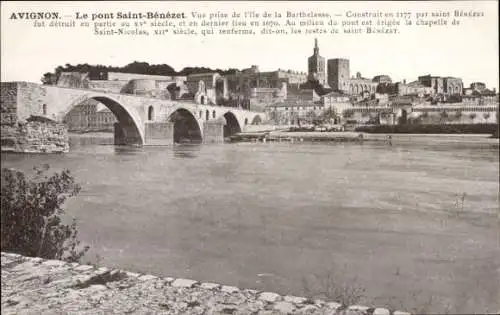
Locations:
173;144;202;159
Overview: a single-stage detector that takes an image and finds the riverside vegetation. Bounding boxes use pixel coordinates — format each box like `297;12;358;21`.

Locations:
1;165;89;262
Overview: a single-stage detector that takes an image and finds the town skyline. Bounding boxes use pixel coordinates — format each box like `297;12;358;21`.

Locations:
5;44;500;92
1;1;498;89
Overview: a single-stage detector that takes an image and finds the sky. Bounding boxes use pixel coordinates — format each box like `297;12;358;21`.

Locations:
1;1;499;89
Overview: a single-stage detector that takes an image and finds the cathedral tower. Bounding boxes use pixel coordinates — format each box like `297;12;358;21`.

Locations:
307;38;326;85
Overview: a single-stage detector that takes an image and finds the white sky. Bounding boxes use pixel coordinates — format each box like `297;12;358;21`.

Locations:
1;1;498;89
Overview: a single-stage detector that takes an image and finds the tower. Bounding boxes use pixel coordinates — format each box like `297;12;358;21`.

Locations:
327;58;350;93
307;38;326;85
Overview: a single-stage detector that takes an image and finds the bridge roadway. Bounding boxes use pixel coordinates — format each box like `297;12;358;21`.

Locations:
26;83;266;146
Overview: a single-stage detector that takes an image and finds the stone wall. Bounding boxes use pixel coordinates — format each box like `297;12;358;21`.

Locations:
0;82;69;153
203;119;225;143
341;105;499;125
411;106;498;124
1;121;69;153
144;122;174;146
18;82;49;121
1;82;48;122
1;252;410;315
88;80;127;93
0;82;18;125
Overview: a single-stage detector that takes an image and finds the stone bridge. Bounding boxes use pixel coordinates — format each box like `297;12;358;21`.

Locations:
6;83;266;146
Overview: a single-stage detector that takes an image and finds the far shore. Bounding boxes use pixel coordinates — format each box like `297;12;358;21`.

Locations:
234;130;499;144
68;130;499;145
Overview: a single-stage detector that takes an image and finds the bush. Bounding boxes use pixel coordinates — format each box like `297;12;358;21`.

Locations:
1;165;89;262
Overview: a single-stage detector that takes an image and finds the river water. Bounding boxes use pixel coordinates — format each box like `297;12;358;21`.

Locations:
2;133;499;313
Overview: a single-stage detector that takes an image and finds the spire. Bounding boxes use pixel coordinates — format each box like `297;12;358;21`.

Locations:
314;38;319;55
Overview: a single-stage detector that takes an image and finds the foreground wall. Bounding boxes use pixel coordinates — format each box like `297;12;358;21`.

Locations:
1;252;410;315
0;82;69;153
1;121;69;153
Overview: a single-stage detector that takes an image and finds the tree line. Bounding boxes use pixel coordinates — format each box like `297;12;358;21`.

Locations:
41;61;242;84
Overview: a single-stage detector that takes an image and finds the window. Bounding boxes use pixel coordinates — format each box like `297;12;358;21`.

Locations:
148;106;154;121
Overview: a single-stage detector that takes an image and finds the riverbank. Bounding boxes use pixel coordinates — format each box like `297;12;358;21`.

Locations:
1;252;409;315
231;131;365;143
355;124;499;135
232;130;499;145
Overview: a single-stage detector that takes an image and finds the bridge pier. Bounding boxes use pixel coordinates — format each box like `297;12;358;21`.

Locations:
203;119;225;144
113;122;143;145
144;121;174;146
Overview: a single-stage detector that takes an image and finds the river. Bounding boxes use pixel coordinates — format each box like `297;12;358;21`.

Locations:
2;133;499;314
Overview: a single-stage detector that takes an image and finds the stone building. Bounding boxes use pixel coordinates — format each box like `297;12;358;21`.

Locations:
56;71;187;98
396;80;433;97
417;75;463;95
470;82;486;91
223;66;306;110
464;82;492;96
0;82;69;153
63;99;117;132
347;72;378;98
185;72;227;105
120;79;173;100
307;38;327;85
321;91;352;122
95;107;116;131
327;58;350;93
266;101;324;125
372;75;392;84
265;88;322;124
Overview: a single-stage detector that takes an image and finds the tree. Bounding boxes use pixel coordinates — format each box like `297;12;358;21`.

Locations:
43;61;243;80
305;110;317;124
267;110;284;125
343;109;354;119
1;165;89;262
41;72;57;85
319;107;337;124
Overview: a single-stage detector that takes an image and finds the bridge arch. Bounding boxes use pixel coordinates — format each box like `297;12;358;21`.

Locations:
223;111;242;138
169;108;202;144
62;94;144;145
251;114;262;125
